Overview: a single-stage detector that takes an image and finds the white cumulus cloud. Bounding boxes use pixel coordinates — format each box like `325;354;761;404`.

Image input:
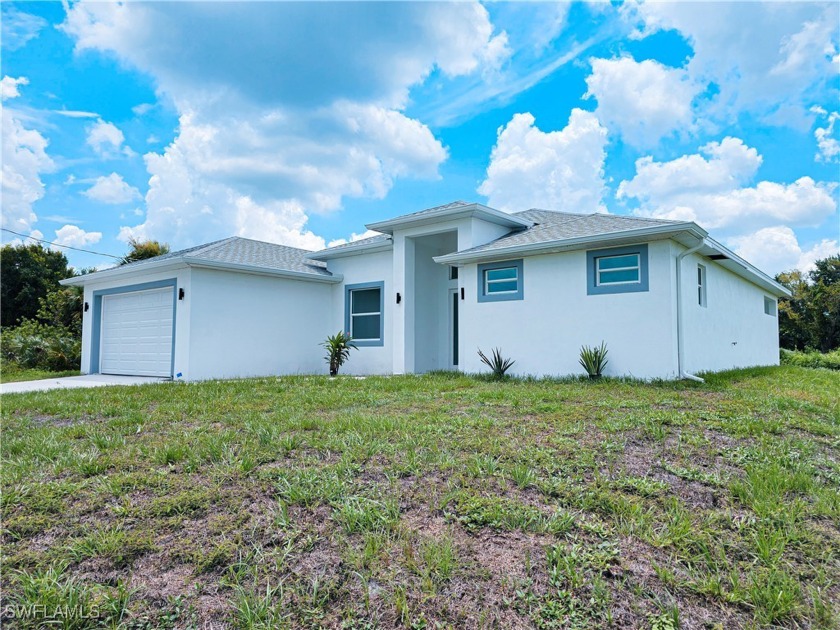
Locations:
729;226;839;276
624;2;839;127
1;77;54;234
60;1;506;250
585;56;700;148
86;119;132;158
83;173;142;204
1;76;29;100
618;137;837;233
327;229;381;248
811;107;840;163
478;109;608;213
53;224;102;249
62;2;508;110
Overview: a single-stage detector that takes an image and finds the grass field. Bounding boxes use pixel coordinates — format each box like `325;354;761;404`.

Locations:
1;366;838;629
0;367;81;383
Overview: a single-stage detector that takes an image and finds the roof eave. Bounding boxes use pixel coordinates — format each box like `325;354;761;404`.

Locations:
59;258;186;286
59;255;342;286
365;203;532;234
308;240;394;261
433;223;705;265
181;257;342;283
701;237;791;297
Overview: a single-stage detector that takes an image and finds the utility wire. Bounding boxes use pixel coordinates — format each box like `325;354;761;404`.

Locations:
1;227;123;260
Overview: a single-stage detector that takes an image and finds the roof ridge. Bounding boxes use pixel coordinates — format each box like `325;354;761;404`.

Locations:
226;235;318;254
187;236;240;258
584;212;688;226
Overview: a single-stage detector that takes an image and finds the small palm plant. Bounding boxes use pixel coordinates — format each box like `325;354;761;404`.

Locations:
579;341;609;379
477;347;515;380
322;331;357;376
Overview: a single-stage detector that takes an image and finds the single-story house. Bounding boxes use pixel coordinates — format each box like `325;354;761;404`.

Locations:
62;201;790;381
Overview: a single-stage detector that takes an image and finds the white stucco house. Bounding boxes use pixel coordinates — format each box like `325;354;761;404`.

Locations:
62;201;790;381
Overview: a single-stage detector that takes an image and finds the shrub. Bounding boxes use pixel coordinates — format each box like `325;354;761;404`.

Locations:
1;320;81;371
321;331;357;376
579;341;609;379
477;347;515;380
779;348;840;370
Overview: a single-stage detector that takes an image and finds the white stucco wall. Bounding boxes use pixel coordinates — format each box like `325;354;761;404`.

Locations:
679;249;780;373
412;234;458;373
77;266;192;377
458;241;680;379
325;250;394;375
187;268;333;380
389;217;511;373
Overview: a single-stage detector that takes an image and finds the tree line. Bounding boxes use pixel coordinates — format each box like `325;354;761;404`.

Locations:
776;255;840;353
1;239;170;371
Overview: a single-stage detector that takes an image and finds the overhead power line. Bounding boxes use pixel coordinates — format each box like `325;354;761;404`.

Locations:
1;228;123;260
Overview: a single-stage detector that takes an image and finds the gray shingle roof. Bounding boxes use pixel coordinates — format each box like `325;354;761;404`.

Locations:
450;209;688;257
379;200;471;222
120;236;332;276
313;234;392;255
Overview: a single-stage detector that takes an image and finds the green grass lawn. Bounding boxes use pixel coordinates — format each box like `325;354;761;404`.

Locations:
0;366;81;383
1;367;838;629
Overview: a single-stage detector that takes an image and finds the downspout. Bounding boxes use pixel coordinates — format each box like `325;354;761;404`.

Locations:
676;240;706;382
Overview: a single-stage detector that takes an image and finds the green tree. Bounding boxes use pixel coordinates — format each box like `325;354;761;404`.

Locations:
120;238;171;265
776;270;811;351
776;254;840;352
808;255;840;352
0;244;72;327
36;287;83;337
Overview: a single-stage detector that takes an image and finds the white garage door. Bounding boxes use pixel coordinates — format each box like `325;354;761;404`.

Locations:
100;288;174;377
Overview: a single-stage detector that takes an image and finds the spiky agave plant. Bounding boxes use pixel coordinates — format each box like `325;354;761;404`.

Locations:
579;341;609;379
322;331;357;376
477;347;515;380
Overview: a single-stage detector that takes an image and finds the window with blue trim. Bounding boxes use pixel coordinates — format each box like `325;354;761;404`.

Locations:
477;259;524;302
586;244;649;295
596;253;640;286
345;282;384;346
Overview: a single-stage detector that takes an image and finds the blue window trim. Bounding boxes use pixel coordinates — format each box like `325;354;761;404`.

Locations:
344;281;385;347
477;259;524;303
90;279;178;376
586;244;649;295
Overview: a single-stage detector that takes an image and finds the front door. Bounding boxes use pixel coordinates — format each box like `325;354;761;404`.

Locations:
449;288;459;369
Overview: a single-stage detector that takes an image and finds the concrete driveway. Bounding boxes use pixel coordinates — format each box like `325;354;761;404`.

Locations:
1;374;169;395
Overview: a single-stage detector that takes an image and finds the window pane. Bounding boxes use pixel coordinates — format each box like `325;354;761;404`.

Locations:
351;288;380;314
487;280;518;293
599;269;639;284
352;314;380;339
597;254;638;270
486;267;517;281
450;266;459;280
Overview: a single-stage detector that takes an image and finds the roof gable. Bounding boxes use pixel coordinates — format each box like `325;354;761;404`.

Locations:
365;200;532;234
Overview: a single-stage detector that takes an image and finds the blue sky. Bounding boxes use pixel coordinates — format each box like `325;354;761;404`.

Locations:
2;1;838;275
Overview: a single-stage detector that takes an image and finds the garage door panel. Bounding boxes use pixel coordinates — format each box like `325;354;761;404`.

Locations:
100;288;174;377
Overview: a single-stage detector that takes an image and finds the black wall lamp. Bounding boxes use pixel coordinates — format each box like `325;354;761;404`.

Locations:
179;288;185;300
84;302;89;312
396;292;402;304
460;288;465;300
